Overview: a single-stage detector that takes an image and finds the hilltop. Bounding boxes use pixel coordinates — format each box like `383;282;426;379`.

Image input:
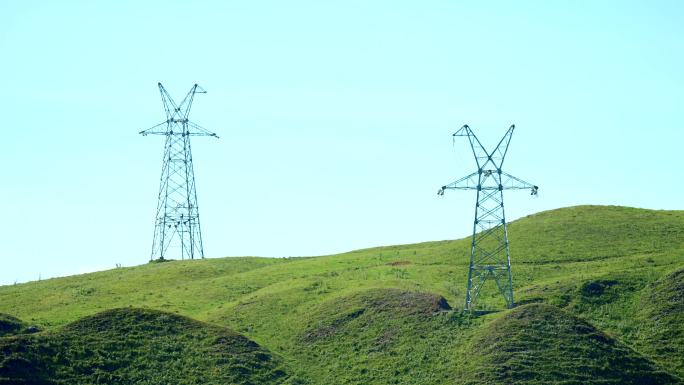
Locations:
1;205;683;384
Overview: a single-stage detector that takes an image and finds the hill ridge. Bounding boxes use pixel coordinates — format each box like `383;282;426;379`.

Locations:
1;205;683;383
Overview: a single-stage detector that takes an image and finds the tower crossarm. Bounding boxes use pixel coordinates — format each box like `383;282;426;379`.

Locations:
437;172;479;195
186;121;219;138
139;121;169;136
139;83;218;138
138;120;218;137
453;125;489;169
500;172;538;195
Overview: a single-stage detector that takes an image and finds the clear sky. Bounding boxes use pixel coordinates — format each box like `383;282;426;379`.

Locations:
1;1;682;285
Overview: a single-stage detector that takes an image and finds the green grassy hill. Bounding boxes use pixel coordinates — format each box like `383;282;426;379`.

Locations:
0;205;683;384
0;308;295;385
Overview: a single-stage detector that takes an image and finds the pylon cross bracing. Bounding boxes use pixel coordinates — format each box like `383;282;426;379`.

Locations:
140;83;218;261
438;124;537;311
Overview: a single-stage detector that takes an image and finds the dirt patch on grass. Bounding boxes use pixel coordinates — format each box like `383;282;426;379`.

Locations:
386;261;412;266
302;308;366;342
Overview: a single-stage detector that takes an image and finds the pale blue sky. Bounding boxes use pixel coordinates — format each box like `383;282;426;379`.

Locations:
1;1;682;285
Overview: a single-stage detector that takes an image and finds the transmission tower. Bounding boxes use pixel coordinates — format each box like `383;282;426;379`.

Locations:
438;125;537;311
140;83;218;261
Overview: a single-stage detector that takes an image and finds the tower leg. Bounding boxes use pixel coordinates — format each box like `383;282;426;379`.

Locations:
150;130;205;261
464;172;515;311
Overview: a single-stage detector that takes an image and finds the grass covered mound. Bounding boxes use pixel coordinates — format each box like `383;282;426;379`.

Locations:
293;288;475;384
302;288;452;343
0;314;24;338
462;303;678;385
635;267;684;377
0;308;294;385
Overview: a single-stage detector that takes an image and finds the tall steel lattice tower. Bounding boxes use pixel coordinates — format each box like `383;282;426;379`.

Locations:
140;83;218;261
438;125;537;311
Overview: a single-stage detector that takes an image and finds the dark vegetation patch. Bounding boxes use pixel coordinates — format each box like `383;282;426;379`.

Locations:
0;308;294;385
570;273;649;312
578;279;625;305
461;303;678;385
582;279;619;297
148;257;174;264
0;314;24;338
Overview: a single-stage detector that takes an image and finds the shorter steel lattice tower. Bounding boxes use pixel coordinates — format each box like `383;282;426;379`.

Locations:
438;125;537;311
140;83;218;261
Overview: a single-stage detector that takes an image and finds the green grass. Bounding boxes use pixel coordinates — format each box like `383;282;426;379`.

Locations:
461;303;677;384
289;288;472;384
632;267;684;376
0;308;296;385
1;205;683;384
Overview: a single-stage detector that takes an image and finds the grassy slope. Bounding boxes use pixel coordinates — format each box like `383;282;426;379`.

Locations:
633;267;684;376
462;303;676;385
292;288;470;384
0;205;683;383
0;308;295;385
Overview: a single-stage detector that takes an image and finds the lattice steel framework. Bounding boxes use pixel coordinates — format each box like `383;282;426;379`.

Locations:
438;125;537;311
140;83;218;261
